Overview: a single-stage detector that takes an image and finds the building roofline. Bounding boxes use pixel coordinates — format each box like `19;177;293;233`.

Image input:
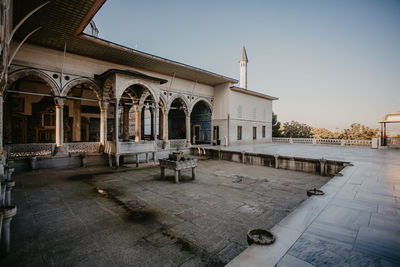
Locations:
230;86;278;101
74;0;107;36
80;34;238;85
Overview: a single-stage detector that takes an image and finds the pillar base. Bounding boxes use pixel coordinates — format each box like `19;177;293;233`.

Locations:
162;141;169;150
53;146;67;156
1;205;17;254
5;180;15;206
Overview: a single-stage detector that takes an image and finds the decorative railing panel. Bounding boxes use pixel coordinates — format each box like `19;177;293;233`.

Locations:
157;140;164;149
292;138;313;144
344;139;371;146
119;141;156;154
65;142;101;153
386;137;400;145
272;138;372;147
169;139;187;149
271;137;290;142
316;139;341;145
5;143;55;158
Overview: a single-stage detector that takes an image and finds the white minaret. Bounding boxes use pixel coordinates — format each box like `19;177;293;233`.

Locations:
239;46;248;88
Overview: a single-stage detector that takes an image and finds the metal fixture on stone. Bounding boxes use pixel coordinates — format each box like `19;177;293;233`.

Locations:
168;151;186;161
247;229;276;245
307;188;325;197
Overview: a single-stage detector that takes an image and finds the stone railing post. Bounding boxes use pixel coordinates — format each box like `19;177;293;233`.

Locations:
274;154;279;169
319;158;327;176
289;137;293;144
341;139;345;146
312;138;317;145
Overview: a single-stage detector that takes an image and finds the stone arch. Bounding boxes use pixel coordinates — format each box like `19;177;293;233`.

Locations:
167;94;190;114
159;96;167;112
190;97;213;114
159;93;168;110
61;77;101;101
139;91;151;105
102;78;114;100
117;79;158;103
7;68;60;96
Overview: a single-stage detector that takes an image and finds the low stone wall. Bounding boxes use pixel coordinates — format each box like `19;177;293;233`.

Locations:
12;148;191;173
191;148;348;177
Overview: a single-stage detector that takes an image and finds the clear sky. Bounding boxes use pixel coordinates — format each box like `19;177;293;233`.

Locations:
93;0;400;131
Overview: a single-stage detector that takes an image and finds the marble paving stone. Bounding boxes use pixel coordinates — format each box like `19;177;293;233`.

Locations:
369;212;400;233
330;198;378;213
288;233;381;267
378;205;400;217
277;197;330;233
304;220;358;249
354;227;400;264
315;205;371;231
355;191;397;208
277;254;315;267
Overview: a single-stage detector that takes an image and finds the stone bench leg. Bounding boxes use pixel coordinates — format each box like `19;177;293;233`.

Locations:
178;170;182;180
192;167;196;180
153;152;157;164
108;154;113;168
146;153;149;163
160;167;165;179
136;154;139;168
174;170;179;184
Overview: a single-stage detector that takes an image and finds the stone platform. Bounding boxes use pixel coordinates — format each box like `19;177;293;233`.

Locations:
224;143;400;267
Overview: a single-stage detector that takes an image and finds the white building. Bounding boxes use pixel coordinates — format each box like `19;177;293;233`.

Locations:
0;0;277;169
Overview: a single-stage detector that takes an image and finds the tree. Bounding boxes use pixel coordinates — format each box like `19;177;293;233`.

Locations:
281;121;313;138
339;123;378;140
312;128;340;139
272;112;282;137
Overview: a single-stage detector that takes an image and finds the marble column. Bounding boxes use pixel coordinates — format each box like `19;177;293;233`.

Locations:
164;109;169;142
72;99;81;142
122;104;130;141
152;106;157;141
141;106;145;139
186;113;191;146
54;97;65;148
158;108;163;140
135;105;141;142
114;99;120;151
99;101;108;145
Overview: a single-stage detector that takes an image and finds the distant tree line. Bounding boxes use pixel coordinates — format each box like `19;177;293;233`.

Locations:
272;113;378;140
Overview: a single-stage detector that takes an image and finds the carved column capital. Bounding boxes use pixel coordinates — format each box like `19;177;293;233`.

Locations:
54;97;65;107
99;100;109;111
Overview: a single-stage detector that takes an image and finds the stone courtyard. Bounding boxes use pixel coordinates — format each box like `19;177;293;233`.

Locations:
1;159;329;266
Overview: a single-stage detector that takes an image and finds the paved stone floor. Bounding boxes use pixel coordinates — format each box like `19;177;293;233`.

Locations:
226;144;400;267
1;158;328;266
